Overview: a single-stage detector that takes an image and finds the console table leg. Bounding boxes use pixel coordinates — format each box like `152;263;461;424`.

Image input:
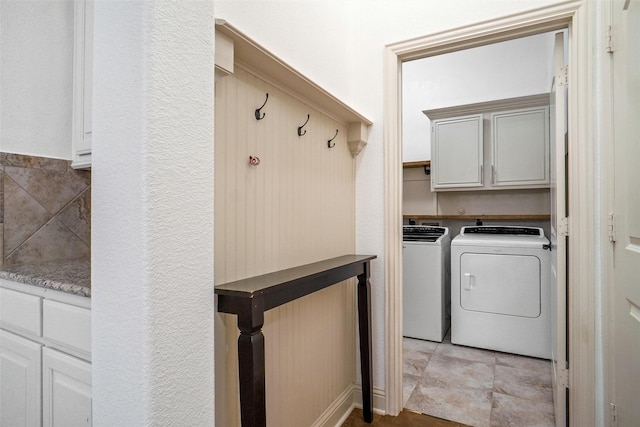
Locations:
236;297;266;427
238;330;266;427
357;263;373;423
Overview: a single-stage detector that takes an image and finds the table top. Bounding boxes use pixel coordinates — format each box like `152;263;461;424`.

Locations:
215;255;376;298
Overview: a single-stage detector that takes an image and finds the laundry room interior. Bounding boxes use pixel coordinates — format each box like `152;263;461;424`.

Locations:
400;29;567;426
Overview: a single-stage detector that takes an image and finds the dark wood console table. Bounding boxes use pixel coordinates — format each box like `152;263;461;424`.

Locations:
215;255;377;427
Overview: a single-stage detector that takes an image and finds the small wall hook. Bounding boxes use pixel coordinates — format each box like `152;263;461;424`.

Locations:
254;93;269;120
248;156;261;166
327;129;339;148
297;114;310;136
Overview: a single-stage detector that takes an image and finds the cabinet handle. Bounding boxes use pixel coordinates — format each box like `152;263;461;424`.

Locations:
492;165;495;184
480;164;483;184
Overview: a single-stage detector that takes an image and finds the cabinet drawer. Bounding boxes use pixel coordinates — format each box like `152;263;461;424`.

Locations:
0;288;42;336
43;300;91;357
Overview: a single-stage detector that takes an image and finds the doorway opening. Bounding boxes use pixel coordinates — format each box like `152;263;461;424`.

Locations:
400;30;563;426
382;2;593;424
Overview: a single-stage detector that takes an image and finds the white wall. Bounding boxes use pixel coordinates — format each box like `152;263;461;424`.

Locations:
91;2;215;425
216;0;566;410
0;0;73;159
402;33;555;162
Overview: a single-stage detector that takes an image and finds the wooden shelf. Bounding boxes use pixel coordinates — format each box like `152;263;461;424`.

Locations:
403;214;550;220
403;161;430;168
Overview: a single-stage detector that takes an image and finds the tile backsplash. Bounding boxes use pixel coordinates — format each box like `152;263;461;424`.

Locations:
0;153;91;268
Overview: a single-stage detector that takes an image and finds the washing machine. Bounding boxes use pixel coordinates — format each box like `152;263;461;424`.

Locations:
403;225;451;342
450;225;551;358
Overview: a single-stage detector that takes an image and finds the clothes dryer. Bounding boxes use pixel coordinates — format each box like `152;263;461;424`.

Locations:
403;226;451;342
450;226;551;358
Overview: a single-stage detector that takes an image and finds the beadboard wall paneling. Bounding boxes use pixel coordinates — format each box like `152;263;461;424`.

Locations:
215;65;357;427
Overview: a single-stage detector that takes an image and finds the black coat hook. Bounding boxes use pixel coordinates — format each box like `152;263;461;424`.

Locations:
327;129;339;148
297;114;310;136
255;93;269;120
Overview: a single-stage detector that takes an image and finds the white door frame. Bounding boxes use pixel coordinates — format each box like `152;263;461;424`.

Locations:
383;1;597;424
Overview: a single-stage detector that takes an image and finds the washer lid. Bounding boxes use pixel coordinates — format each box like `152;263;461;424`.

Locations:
403;225;449;242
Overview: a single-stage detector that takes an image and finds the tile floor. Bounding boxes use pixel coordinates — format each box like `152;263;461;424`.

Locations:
403;332;555;427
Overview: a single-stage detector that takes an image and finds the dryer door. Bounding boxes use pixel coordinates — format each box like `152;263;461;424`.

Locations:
459;253;541;317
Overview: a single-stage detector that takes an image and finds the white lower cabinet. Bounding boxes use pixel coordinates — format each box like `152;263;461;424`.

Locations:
0;281;91;427
42;348;92;427
0;330;42;427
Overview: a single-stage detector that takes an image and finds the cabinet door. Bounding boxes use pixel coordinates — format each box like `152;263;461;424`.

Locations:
491;107;549;187
431;114;483;190
71;0;93;169
42;347;92;427
0;329;42;427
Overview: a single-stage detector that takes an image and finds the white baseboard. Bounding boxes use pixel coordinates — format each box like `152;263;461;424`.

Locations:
311;384;386;427
352;385;387;416
311;385;356;427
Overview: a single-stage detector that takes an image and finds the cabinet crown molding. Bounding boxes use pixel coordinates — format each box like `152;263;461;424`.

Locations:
423;93;550;120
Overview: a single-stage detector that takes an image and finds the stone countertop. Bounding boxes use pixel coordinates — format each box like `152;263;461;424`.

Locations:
0;259;90;297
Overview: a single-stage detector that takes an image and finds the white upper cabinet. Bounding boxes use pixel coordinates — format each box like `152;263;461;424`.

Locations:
425;94;550;192
491;107;549;187
431;114;484;190
71;0;93;169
